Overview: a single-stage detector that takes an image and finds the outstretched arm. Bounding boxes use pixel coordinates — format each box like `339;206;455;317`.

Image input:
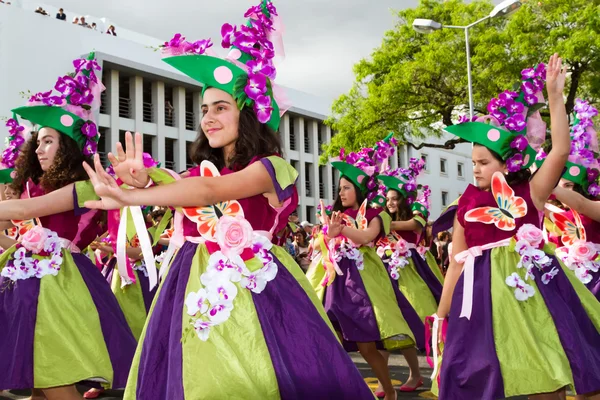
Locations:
553;186;600;221
390;219;422;232
0;184;75;221
530;54;570;210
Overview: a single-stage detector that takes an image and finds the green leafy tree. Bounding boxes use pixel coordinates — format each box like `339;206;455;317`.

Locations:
323;0;600;163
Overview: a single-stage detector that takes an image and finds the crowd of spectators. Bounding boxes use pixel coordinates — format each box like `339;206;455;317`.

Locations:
29;5;118;36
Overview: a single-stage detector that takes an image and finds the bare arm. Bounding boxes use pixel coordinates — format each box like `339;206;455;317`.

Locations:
0;221;15;231
436;216;467;318
0;234;17;250
530;54;570;210
0;184;75;221
553;186;600;221
337;217;382;246
390;219;422;232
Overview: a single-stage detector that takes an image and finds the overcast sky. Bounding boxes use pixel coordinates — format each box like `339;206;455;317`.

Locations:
34;0;420;103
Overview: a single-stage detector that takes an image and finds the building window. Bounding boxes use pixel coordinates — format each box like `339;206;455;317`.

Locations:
458;162;464;178
441;191;449;207
306;206;315;224
289;117;297;151
143;80;153;123
303;121;311;153
319;166;325;199
165;138;176;170
186;141;194;169
421;154;429;171
143;134;154;157
440;158;447;175
305;163;312;197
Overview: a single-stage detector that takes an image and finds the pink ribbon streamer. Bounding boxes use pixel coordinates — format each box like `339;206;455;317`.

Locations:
454;238;512;319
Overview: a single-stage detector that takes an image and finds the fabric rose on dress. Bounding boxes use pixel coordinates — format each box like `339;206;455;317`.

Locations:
516;224;544;248
216;215;253;258
570;240;597;263
21;226;50;254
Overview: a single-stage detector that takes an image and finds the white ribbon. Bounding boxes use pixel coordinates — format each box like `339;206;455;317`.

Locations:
158;210;184;279
454;238;512;319
430;314;443;380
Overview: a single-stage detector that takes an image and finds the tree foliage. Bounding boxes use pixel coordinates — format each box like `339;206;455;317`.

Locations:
322;0;600;163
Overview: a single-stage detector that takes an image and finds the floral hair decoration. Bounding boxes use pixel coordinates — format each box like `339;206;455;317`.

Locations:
160;0;288;132
377;157;430;218
446;63;548;172
538;99;599;196
331;133;398;204
0;118;32;183
10;52;104;158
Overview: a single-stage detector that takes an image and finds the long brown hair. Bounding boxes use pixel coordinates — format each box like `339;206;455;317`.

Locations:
190;106;283;171
385;189;413;222
477;144;532;186
11;130;93;193
332;177;366;212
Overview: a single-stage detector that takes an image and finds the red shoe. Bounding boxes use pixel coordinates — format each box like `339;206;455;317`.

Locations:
399;377;423;392
375;391;385;398
83;388;105;399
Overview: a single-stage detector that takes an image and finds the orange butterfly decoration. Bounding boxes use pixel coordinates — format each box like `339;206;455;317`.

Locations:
464;172;528;231
339;199;369;230
547;208;586;246
10;218;41;237
181;161;244;241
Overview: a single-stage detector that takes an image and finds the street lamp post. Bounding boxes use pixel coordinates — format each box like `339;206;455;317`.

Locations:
412;0;522;118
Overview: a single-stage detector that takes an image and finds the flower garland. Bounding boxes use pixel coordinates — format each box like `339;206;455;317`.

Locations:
184;217;278;341
555;240;600;285
377;238;411;280
1;118;29;170
161;1;279;124
571;100;600;196
330;239;364;270
1;226;65;281
506;224;558;301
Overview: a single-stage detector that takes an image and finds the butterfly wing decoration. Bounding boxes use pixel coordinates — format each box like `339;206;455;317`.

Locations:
181;161;244;241
11;218;41;237
356;199;369;231
464;172;528;231
548;209;586;246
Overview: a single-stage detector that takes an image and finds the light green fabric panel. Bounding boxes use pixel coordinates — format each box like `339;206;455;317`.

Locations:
359;248;416;341
305;233;328;301
272;246;335;334
147;167;177;186
34;251;113;388
397;258;438;321
181;245;280;399
264;156;298;200
413;215;426;227
490;247;573;397
110;268;147;340
558;262;600;332
425;250;445;284
74;180;99;208
379;211;392;236
152;208;172;246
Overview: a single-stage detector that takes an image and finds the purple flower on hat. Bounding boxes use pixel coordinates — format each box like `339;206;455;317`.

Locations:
76;74;89;88
505;114;526;131
535;63;546;80
253;95;273;124
165;33;185;48
491;109;506;123
487;98;500;113
521;81;536;95
346;153;359;165
506;154;524;172
588;183;600;197
499;90;518;102
142;153;159;168
247;59;275;79
587;168;600;183
83;140;97;157
69;92;83;106
404;182;417;193
221;24;238;48
29;90;52;103
524;93;538;106
81;122;98;138
510;135;529;152
366;177;377;190
521;68;536;80
507;101;524;115
536;149;547;161
42;96;66;106
11;135;25;148
533;78;544;92
245;73;267;100
190;39;213;55
55;76;78;95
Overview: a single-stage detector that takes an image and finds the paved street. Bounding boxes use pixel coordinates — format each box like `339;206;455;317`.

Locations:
0;353;575;399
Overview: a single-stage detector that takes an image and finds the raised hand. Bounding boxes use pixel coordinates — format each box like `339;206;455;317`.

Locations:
546;53;567;98
108;132;150;188
82;154;131;210
326;211;344;238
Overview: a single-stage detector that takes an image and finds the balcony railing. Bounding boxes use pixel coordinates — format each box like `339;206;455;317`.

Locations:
289;134;297;151
185;111;196;131
98;152;109;168
304;136;311;153
100;92;108;114
165;105;175;127
164;160;176;171
118;97;131;118
319;182;325;199
305;181;312;197
143;102;153;123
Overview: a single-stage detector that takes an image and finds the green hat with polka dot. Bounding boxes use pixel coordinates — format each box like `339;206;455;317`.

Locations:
160;0;283;132
10;52;103;157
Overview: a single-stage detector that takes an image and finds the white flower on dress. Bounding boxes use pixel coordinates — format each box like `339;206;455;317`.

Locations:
505;272;535;301
575;266;593;285
193;319;212;341
541;267;559;285
185;289;209;316
207;302;233;324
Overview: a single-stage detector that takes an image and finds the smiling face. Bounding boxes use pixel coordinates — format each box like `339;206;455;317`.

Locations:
35;127;61;172
3;185;20;200
200;88;240;159
386;189;400;214
338;177;358;209
472;144;506;190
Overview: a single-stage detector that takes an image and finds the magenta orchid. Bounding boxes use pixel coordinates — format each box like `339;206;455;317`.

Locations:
254;95;273;124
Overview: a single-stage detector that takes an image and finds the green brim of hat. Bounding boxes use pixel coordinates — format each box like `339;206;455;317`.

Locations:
163;54;281;131
0;168;14;184
445;122;536;169
537;158;589;187
12;105;86;148
378;175;409;198
411;202;429;219
332;161;369;192
372;195;387;208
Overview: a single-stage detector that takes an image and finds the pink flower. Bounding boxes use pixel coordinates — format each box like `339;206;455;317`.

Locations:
516;224;544;248
216;216;253;257
395;239;409;254
571;241;596;262
20;226;49;254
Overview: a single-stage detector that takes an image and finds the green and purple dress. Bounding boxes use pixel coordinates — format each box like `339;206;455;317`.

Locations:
0;180;136;390
123;156;374;399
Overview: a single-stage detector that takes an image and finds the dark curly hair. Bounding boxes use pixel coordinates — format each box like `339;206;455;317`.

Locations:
190;106;283;171
332;177;367;212
384;189;413;222
476;144;532;186
11;129;93;194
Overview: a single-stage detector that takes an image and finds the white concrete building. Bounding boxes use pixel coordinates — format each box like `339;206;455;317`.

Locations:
0;2;472;222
